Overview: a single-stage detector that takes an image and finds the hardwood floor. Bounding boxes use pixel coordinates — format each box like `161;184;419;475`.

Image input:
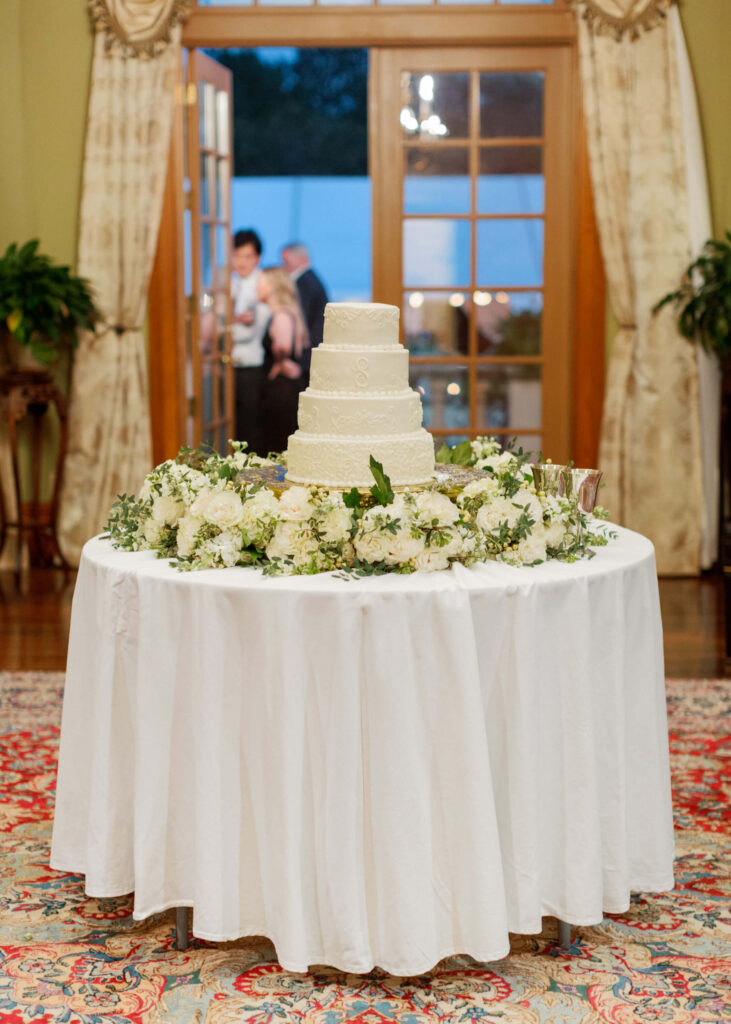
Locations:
0;569;728;677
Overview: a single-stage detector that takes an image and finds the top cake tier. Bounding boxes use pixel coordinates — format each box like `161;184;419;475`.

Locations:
323;302;400;349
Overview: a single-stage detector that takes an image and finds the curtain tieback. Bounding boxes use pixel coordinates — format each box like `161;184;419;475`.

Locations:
107;323;142;336
619;323;637;330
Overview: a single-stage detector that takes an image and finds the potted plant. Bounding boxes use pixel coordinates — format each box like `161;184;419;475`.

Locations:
654;231;731;361
655;231;731;583
0;239;99;373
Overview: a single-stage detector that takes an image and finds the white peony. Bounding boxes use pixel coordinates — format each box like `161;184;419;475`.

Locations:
414;490;459;526
176;513;204;557
318;505;353;544
279;486;314;522
517;526;547;565
151;494;184;526
200;490;245;530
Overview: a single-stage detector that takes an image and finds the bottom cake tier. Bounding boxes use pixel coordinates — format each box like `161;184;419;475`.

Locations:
286;430;436;489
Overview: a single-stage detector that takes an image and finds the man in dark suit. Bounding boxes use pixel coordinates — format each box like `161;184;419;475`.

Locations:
281;243;328;384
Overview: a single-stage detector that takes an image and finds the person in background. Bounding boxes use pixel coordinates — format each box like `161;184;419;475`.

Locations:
231;229;270;453
257;266;309;455
281;242;328;385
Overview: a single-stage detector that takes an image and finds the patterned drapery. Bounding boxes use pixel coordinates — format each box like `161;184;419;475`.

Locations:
574;1;708;573
57;2;190;564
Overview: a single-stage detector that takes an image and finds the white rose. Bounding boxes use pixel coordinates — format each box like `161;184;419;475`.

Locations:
517;528;547;565
143;518;163;546
457;477;500;505
267;520;309;561
475;496;523;532
353;529;391;564
414;491;459;527
543;518;567;549
510;488;543;526
200;490;245;530
384;527;425;566
432;528;463;558
279;486;314;522
241;489;280;544
176;513;204;557
413;548;451;572
151;494;184;526
190;488;213;519
138;477;153;503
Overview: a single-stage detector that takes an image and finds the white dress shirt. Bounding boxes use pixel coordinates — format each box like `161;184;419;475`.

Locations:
231;268;270;368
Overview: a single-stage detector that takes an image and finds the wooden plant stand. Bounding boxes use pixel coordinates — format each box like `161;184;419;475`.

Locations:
0;369;70;569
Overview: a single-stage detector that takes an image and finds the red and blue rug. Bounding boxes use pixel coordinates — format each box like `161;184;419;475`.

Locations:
1;672;729;1023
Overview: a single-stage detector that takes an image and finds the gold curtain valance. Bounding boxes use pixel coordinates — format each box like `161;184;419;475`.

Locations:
88;0;193;58
572;0;676;39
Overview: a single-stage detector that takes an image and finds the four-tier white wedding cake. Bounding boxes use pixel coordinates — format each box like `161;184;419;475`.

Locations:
285;302;436;488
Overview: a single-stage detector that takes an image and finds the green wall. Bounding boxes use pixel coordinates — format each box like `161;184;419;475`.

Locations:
0;0;93;510
0;0;93;260
680;0;731;237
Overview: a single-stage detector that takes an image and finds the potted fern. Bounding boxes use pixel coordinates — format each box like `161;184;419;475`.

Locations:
0;239;99;373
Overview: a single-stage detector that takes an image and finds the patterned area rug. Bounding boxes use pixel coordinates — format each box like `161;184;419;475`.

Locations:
1;672;729;1024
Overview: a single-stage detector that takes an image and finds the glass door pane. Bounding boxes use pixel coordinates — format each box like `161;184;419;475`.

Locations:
187;50;235;452
371;46;572;458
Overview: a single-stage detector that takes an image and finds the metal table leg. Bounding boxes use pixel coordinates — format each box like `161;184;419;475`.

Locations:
175;907;190;950
556;918;571;948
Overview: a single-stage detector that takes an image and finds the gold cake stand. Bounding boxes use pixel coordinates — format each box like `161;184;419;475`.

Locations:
239;463;491;502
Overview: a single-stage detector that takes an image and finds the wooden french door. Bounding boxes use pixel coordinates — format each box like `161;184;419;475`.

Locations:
185;50;234;451
371;46;574;461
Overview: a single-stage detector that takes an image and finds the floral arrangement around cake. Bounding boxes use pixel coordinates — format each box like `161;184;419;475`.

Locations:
105;438;613;576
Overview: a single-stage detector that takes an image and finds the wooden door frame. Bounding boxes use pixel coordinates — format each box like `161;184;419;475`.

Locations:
149;5;604;464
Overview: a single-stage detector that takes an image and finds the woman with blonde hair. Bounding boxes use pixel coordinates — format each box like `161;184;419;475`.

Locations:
257;265;309;454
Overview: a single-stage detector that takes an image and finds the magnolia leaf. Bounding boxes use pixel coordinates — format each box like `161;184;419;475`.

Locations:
342;487;361;509
435;443;453;464
450;440;474;466
369;455;394;506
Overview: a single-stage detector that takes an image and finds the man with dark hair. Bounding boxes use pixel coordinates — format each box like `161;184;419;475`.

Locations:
231;228;269;452
281;242;328;384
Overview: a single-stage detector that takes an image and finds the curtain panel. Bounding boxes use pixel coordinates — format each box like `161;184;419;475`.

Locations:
574;0;710;574
57;1;191;565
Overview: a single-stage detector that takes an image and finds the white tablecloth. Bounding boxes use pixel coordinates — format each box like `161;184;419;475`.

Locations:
51;527;674;974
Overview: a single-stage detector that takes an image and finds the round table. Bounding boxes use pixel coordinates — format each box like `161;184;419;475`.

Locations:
50;527;674;975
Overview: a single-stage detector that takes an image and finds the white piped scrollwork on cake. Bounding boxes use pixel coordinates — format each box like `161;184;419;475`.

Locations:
286;302;435;488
